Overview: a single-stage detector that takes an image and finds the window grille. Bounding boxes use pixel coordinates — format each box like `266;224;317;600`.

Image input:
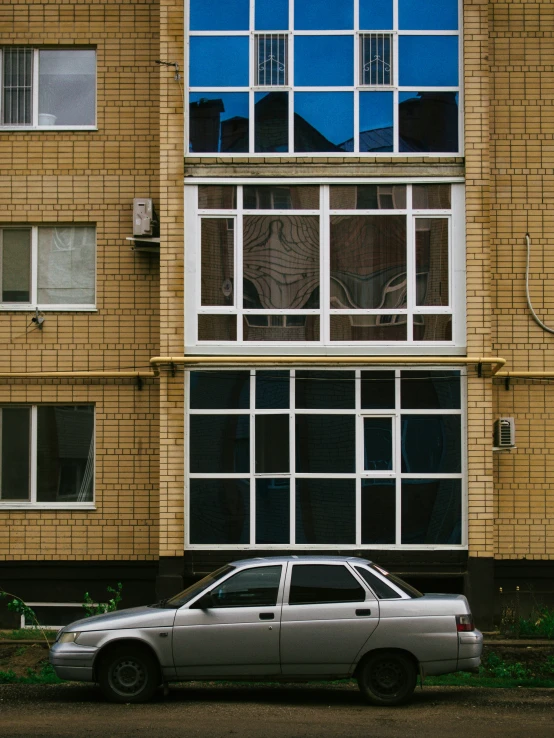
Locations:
2;48;32;125
255;34;287;86
360;34;392;86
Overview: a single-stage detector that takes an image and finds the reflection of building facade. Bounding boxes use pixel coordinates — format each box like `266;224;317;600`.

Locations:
2;1;554;631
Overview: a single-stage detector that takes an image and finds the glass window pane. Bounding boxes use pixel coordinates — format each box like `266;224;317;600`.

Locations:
256;414;289;473
296;482;357;545
330;215;407;309
190;0;249;30
330;185;405;209
295;36;353;86
255;91;289;153
243;315;320;341
399;37;458;87
2;48;32;126
256;371;290;409
296;415;355;473
189;93;249;153
413;184;451;209
399;92;458;153
190;478;249;544
243;215;319;309
401;415;461;473
295;0;353;30
361;479;395;544
363;417;392;470
290;564;364;603
401;479;461;544
356;565;399;597
210;566;282;608
2;229;31;302
399;0;458;31
401;371;460;410
256;0;289;30
190;371;250;410
37;227;95;305
189;37;249;87
295;92;353;152
198;315;237;341
256;479;290;543
330;315;407;341
38;50;95;126
198;186;236;209
256;35;288;86
359;92;393;152
360;34;392;86
190;415;250;473
36;406;94;502
361;371;395;409
416;218;449;306
244;185;319;210
359;0;393;30
295;371;355;409
1;407;30;500
201;218;234;306
413;314;452;341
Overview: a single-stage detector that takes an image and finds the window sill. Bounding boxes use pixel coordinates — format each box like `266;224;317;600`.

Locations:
0;126;98;132
0;503;96;511
0;306;97;312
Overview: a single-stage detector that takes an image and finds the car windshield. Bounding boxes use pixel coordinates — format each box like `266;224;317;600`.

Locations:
371;565;423;599
155;565;235;608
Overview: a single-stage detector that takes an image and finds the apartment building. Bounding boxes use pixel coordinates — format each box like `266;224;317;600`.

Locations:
0;0;553;629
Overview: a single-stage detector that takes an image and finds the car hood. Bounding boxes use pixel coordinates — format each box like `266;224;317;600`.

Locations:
64;605;177;632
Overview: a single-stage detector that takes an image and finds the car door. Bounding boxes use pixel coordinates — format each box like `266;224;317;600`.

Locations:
280;562;379;676
172;564;284;677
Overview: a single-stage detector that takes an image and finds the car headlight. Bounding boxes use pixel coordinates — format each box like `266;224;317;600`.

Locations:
58;631;81;644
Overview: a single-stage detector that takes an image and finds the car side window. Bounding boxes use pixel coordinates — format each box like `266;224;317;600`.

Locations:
355;566;401;599
288;564;366;605
209;565;282;608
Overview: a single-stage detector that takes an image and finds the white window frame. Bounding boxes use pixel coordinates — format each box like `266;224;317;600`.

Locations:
185;178;466;355
0;48;97;131
185;367;467;550
0;225;97;312
185;0;463;157
0;405;96;510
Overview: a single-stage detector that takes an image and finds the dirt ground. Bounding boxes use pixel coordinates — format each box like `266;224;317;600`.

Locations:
0;682;553;738
0;642;49;677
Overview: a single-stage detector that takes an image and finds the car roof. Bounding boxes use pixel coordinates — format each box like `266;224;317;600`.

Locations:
230;555;373;569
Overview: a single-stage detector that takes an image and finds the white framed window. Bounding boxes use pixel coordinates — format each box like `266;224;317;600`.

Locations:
185;180;466;353
0;225;96;310
21;602;98;630
0;405;95;509
186;0;461;155
186;368;466;549
0;48;96;129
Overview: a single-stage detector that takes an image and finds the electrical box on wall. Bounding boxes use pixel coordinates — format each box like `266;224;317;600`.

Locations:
493;417;516;450
133;198;159;237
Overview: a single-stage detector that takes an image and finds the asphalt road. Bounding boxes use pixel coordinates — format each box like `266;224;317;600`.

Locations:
0;683;553;738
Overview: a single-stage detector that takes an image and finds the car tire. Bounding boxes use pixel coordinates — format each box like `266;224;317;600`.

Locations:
357;651;417;706
97;645;161;703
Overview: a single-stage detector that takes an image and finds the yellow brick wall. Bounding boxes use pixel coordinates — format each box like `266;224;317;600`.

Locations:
491;0;554;560
0;0;161;559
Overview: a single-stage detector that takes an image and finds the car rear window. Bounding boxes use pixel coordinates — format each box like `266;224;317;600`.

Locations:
355;567;402;599
371;565;423;598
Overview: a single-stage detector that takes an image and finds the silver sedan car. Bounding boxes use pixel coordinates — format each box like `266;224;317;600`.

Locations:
50;556;482;705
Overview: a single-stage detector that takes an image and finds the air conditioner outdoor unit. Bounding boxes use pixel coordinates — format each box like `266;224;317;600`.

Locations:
494;417;516;449
133;198;158;237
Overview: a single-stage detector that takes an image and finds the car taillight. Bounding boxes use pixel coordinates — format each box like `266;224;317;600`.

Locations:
456;614;474;632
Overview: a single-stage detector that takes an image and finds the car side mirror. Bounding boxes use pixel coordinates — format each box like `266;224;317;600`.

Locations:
191;591;214;610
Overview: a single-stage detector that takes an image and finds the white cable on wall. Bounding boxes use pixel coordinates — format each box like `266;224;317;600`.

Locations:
525;232;554;335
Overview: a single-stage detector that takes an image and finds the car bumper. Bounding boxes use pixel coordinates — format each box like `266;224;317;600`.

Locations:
49;642;97;682
457;628;483;671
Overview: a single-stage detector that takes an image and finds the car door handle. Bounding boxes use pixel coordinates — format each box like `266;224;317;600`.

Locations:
356;609;372;616
259;612;275;620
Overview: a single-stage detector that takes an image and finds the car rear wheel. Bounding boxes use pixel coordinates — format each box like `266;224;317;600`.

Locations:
98;645;160;703
357;652;417;706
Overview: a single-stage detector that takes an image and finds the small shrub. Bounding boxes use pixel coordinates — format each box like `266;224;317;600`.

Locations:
482;652;531;680
82;582;123;617
519;605;554;639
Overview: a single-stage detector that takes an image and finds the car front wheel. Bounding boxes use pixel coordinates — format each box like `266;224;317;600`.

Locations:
357;651;417;706
98;645;160;703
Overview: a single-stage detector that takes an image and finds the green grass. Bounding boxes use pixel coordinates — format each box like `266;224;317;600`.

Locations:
0;663;62;685
0;629;57;641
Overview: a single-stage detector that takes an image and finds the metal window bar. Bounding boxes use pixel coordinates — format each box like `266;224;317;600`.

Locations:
255;34;287;87
360;34;392;86
2;48;33;125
